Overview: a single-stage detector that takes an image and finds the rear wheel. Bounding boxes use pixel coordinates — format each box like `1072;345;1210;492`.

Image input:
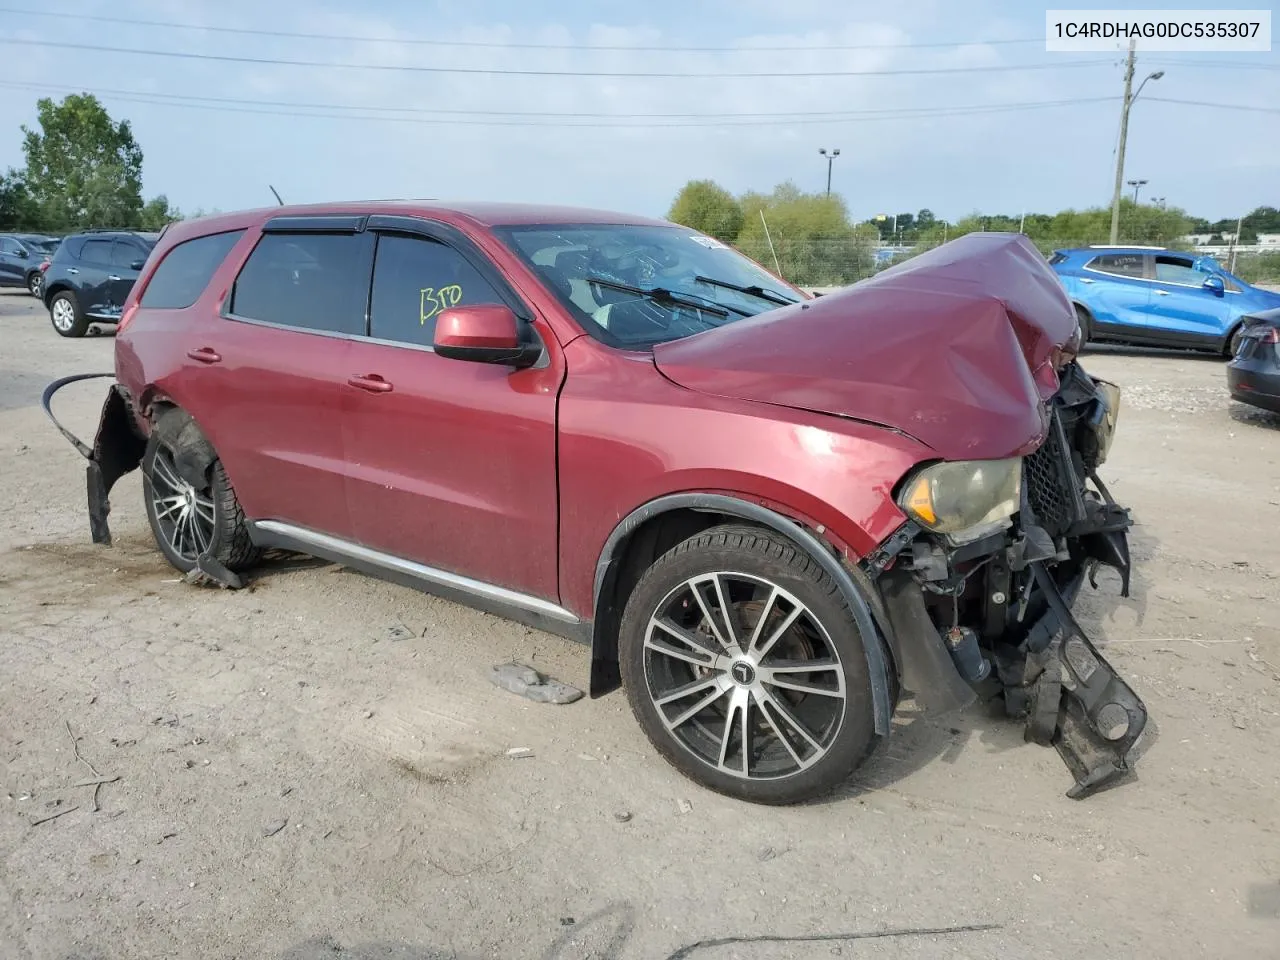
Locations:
142;421;261;574
1225;325;1244;359
27;272;42;298
50;291;88;338
618;524;879;805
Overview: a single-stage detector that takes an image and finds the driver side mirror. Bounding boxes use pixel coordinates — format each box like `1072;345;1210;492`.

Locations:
1202;275;1225;297
434;304;541;368
14;248;29;259
130;259;146;270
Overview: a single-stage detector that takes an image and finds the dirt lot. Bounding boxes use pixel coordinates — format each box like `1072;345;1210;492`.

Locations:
1;288;1278;960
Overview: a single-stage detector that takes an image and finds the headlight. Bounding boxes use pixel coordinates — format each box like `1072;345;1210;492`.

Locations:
1091;380;1121;466
898;458;1022;534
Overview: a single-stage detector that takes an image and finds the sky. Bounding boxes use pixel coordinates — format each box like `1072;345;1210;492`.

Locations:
0;0;1276;224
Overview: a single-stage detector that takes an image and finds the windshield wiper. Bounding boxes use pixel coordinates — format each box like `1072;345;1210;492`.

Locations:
693;275;798;307
585;276;741;317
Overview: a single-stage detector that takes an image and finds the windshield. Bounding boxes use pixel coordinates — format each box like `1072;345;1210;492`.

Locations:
493;223;802;348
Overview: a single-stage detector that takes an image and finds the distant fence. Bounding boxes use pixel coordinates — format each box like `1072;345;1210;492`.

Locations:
735;238;1280;288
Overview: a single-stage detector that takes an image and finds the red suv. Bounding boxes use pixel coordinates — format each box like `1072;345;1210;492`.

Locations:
45;203;1145;804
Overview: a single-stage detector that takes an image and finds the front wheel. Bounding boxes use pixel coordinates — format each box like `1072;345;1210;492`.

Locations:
142;421;261;574
27;272;43;299
50;291;88;338
618;524;879;805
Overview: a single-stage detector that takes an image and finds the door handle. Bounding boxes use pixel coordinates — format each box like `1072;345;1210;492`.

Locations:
1079;277;1095;284
1154;290;1171;296
67;267;79;275
347;374;393;393
186;347;222;364
108;274;121;281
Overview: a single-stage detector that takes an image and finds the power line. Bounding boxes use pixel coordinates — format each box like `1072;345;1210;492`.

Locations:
0;7;1044;53
1144;97;1280;114
0;38;1112;79
0;79;1115;121
0;81;1117;128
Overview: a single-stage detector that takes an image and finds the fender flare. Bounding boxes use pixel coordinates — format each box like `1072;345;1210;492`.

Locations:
590;492;894;736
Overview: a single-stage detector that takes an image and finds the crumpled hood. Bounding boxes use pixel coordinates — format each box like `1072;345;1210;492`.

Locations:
653;233;1077;461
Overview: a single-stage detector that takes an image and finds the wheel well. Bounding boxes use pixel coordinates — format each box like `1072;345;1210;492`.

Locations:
589;508;747;696
44;281;72;302
1223;320;1244;356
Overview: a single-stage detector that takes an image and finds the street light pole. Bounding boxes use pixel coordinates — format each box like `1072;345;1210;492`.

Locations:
818;147;840;198
1127;178;1149;204
1108;40;1163;244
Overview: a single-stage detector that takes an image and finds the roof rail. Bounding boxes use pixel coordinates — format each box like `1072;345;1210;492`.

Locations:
1085;244;1165;250
81;227;141;234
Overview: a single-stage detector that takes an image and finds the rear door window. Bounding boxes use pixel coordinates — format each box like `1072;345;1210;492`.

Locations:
1087;254;1146;278
80;239;113;264
111;241;145;268
141;230;245;310
228;232;372;336
368;233;504;345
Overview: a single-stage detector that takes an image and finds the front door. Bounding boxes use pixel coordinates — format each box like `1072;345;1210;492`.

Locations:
173;227;374;537
341;226;562;600
1147;253;1232;343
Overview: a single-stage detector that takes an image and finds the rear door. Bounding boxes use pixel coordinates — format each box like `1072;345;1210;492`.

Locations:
107;240;147;315
171;221;374;536
1079;253;1150;331
1147;253;1232;343
341;218;562;599
76;238;115;315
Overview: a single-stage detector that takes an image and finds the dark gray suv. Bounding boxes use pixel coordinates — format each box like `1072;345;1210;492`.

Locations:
42;229;158;337
0;233;60;297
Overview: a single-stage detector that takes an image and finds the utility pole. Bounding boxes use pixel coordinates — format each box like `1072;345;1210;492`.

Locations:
1109;43;1164;244
1108;38;1137;245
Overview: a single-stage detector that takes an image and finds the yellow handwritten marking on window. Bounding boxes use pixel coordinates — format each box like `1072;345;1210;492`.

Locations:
420;284;464;325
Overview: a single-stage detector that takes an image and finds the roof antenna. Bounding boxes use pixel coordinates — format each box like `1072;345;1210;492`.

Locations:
268;185;284;206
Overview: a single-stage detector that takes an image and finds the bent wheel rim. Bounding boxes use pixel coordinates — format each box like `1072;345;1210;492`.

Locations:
149;444;216;562
51;299;75;332
643;572;847;781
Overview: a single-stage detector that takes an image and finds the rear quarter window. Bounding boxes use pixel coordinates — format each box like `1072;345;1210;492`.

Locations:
140;230;245;310
1087;254;1145;278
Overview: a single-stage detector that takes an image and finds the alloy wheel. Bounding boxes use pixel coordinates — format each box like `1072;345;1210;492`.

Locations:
51;298;76;333
642;572;847;781
148;444;217;562
29;274;42;298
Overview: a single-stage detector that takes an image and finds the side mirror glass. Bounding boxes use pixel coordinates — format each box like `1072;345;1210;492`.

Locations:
434;304;540;368
15;248;29;259
1202;275;1225;296
130;259;146;270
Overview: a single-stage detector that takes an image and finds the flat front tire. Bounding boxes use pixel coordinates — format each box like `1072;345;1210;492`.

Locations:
619;524;879;805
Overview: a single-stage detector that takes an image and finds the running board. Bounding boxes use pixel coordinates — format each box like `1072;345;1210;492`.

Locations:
247;520;589;642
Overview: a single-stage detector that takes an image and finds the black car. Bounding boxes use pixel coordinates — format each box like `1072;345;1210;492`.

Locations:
42;229;159;337
0;233;61;298
1227;308;1280;414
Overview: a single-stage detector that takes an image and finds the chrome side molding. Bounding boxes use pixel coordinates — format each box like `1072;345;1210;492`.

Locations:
250;520;581;625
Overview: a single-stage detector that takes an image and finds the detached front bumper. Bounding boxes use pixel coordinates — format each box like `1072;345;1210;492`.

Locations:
41;375;146;545
863;363;1146;799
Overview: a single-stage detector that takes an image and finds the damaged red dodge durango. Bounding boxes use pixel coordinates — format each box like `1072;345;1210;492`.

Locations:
45;203;1144;804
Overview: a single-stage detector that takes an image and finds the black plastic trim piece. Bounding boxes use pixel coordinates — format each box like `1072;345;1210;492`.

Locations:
262;215;368;234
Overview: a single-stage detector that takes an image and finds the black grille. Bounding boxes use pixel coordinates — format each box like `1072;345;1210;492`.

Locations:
1024;409;1084;536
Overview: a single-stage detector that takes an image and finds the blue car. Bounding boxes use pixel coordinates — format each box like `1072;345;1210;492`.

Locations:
1049;246;1280;357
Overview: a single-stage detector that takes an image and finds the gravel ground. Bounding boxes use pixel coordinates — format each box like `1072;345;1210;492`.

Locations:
2;289;1278;960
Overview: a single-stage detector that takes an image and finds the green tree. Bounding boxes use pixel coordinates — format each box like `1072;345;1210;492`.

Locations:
20;93;144;231
667;179;744;242
0;170;38;231
139;195;182;230
735;180;876;285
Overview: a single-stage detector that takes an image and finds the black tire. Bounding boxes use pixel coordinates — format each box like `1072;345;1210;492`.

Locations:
1074;304;1093;348
1225;325;1244;360
27;271;42;299
142;416;261;575
618;524;880;805
49;290;89;338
